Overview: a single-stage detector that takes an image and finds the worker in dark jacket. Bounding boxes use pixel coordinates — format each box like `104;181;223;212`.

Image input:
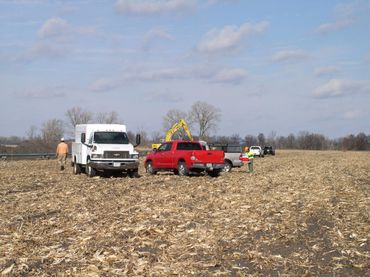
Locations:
56;138;68;171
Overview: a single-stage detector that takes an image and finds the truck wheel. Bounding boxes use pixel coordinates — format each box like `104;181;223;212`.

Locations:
86;159;96;177
223;160;232;172
73;162;81;175
146;161;157;175
178;161;189;176
128;169;139;178
208;169;221;177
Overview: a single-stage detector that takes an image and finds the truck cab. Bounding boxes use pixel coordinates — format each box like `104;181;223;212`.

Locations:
72;124;140;177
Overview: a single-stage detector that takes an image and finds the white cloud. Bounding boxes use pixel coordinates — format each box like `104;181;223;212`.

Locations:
114;0;196;15
144;91;183;103
342;110;361;120
17;87;66;99
211;68;248;84
314;66;340;77
38;17;70;38
272;49;310;63
207;0;239;4
90;78;118;92
317;19;353;34
197;21;269;53
317;4;355;34
89;65;248;92
313;79;370;98
143;28;173;49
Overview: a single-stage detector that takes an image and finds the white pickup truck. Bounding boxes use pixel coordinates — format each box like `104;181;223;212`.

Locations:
250;146;264;157
71;124;141;177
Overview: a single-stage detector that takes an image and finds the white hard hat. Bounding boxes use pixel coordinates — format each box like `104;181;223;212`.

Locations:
61;137;65;141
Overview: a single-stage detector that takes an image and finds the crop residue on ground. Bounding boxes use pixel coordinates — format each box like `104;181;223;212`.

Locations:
1;150;369;275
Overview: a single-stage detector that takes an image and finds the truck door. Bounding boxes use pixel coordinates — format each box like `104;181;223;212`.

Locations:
155;142;173;168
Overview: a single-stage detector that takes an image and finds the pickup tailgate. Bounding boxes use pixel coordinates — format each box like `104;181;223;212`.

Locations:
192;150;224;164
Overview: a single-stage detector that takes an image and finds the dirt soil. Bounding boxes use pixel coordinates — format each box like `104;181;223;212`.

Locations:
1;150;369;276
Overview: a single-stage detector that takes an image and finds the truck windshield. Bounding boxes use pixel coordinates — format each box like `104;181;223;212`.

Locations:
94;132;129;144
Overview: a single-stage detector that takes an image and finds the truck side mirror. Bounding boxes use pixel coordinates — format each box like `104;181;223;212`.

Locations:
81;133;86;143
135;134;141;147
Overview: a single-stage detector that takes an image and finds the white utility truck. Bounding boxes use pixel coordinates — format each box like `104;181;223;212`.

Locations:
71;124;141;177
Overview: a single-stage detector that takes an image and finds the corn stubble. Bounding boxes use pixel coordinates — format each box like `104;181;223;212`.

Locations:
0;150;369;275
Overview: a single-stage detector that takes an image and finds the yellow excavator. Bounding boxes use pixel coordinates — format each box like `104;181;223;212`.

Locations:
152;119;193;149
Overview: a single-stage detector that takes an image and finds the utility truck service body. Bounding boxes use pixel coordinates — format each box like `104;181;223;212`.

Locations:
72;124;140;177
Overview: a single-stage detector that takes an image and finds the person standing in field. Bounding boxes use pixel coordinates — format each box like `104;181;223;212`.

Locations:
56;138;69;171
244;146;254;173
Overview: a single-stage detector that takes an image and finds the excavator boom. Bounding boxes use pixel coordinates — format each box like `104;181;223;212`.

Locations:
152;119;193;149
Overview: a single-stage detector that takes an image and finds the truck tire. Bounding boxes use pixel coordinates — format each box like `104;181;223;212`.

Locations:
73;161;81;175
223;160;232;172
128;169;139;178
86;158;96;177
208;169;221;177
178;161;189;176
145;161;157;175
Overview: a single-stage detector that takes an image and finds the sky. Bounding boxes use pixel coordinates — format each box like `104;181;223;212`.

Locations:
1;0;370;139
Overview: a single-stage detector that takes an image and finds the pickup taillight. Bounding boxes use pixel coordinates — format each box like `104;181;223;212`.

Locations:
190;151;197;161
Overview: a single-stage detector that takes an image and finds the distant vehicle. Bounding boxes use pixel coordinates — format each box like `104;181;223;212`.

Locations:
263;146;275;155
145;140;225;177
208;143;243;172
71;124;141;177
249;146;264;157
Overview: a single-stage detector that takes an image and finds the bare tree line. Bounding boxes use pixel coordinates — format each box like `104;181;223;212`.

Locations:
0;101;369;152
208;131;370;151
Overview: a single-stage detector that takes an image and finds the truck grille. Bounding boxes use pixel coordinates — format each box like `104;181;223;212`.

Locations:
103;151;129;159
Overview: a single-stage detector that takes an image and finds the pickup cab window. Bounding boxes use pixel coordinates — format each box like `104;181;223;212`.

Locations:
93;132;129;144
177;142;202;150
157;142;172;152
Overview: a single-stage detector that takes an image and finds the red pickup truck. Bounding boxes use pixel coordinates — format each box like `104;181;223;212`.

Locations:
145;140;225;177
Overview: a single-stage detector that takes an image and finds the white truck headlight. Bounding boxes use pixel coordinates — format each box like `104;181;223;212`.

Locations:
91;154;103;158
130;154;139;159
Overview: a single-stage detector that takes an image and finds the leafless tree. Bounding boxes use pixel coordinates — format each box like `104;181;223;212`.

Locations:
65;107;93;136
244;135;258;146
95;111;120;124
161;109;193;140
188;101;221;140
41;119;64;149
27;125;39;140
151;131;163;143
162;109;188;131
66;107;92;127
257;133;266;146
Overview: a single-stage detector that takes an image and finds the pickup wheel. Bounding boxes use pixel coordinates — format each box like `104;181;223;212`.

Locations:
178;161;189;176
146;161;157;175
208;169;221;177
86;158;96;177
128;169;139;178
223;160;232;172
73;161;81;175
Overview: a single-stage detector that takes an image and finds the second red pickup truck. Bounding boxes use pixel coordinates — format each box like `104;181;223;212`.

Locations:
145;140;225;177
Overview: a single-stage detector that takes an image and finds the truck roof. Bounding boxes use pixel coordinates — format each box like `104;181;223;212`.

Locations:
75;124;127;132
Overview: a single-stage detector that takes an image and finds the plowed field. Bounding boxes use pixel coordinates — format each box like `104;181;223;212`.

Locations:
1;150;369;276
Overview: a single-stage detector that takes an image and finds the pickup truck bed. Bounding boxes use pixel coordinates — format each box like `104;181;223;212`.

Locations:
145;140;224;177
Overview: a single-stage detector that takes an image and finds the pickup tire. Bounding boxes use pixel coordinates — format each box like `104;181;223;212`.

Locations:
178;161;189;176
208;169;221;177
145;161;157;175
223;160;232;172
86;158;96;177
